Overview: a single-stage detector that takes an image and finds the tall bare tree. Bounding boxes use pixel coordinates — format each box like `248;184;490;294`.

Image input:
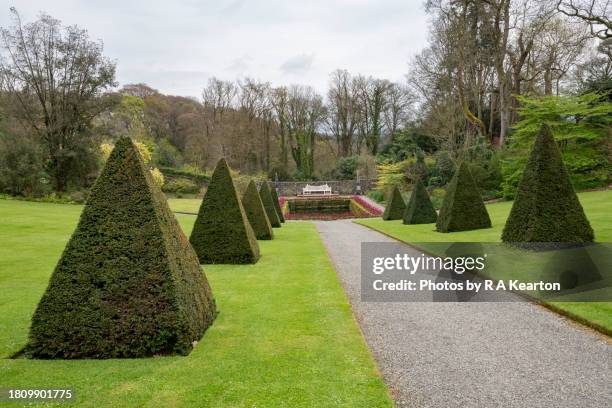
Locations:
557;0;612;39
0;9;116;191
326;69;359;157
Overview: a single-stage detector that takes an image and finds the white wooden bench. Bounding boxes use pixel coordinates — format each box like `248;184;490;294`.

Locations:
302;184;332;195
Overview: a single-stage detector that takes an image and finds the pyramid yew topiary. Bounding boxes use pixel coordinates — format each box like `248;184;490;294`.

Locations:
190;158;260;264
382;186;406;220
259;182;281;228
242;180;274;240
436;161;491;232
403;178;437;224
25;137;216;359
502;124;594;243
269;184;285;223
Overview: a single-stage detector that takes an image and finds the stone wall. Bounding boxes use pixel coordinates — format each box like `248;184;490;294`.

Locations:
270;179;376;196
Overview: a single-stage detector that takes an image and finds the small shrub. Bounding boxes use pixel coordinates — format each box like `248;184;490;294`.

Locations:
376;161;407;192
367;190;385;203
163;178;200;195
268;165;292;181
68;191;86;204
150;167;165;187
334;156;359;180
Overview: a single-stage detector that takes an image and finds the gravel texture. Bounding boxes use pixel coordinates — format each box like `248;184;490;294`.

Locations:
315;219;612;408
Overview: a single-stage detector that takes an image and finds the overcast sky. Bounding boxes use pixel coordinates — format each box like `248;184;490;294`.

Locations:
0;0;429;98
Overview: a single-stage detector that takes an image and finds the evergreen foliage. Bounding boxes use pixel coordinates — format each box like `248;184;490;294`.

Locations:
502;125;594;243
259;182;281;228
269;184;285;222
242;180;274;240
25;137;216;359
403;178;437;224
189;158;260;263
436;162;491;232
382;186;406;220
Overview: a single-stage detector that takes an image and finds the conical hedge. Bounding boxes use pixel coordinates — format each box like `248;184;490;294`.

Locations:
382;186;406;220
403;178;437;224
242;180;274;240
269;184;285;223
190;158;260;264
25;137;216;359
502;124;594;243
259;182;281;228
436;162;491;232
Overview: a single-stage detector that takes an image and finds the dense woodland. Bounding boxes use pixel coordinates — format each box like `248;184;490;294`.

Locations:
0;0;610;202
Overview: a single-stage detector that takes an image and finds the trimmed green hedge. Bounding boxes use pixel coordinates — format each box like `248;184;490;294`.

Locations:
403;178;437;224
159;166;210;184
382;186;406;220
162;178;200;194
25;137;216;359
436;162;491;232
269;184;285;223
242;180;274;240
259;182;281;228
189;158;260;264
502;125;594;243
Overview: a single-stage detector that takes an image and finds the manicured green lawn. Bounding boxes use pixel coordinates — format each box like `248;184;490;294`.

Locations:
0;200;392;407
167;198;202;213
355;190;612;334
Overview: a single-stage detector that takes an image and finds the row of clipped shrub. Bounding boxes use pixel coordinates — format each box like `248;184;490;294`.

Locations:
25;139;287;360
188;158;285;264
382;125;594;244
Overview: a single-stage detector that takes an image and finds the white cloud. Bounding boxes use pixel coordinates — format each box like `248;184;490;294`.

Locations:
0;0;429;97
280;53;315;75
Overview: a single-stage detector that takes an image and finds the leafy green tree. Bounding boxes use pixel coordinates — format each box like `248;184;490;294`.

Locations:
0;131;47;196
334;156;359;180
502;92;612;198
0;10;117;192
378;127;437;163
153;139;184;168
512;93;612;143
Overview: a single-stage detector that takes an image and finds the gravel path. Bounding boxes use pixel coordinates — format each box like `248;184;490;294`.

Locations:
315;219;612;408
